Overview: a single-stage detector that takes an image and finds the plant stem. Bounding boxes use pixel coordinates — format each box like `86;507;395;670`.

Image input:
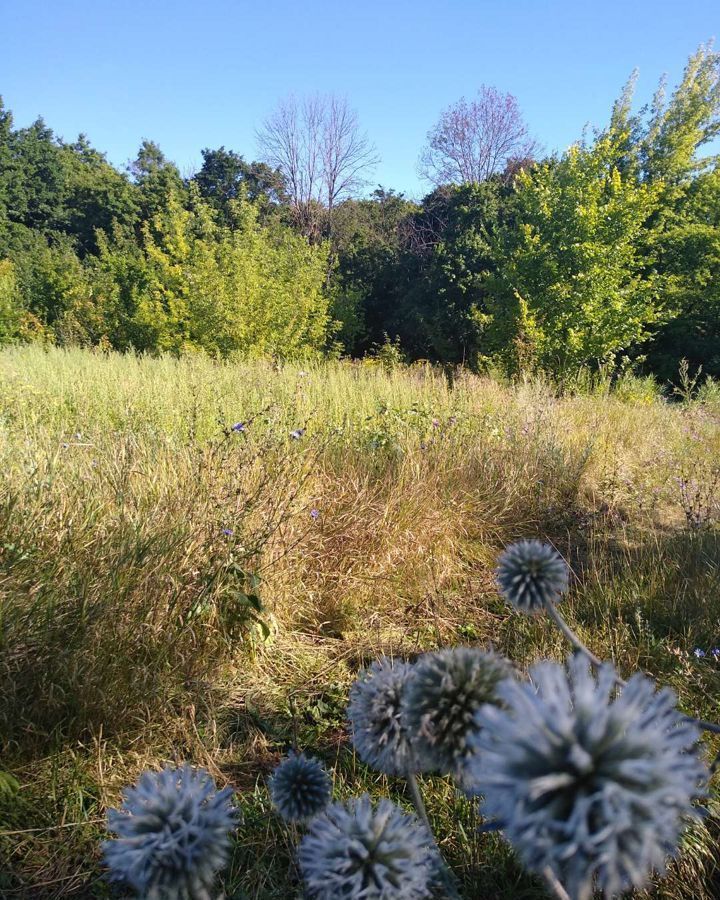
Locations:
405;760;461;899
406;769;433;835
544;600;720;749
542;866;571;900
544;601;621;683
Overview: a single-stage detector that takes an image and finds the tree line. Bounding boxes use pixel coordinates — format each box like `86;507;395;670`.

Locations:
1;43;719;379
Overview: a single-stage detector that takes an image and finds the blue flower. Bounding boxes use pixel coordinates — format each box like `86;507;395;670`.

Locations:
465;656;708;900
348;658;414;776
310;508;320;520
298;795;438;899
290;428;306;440
694;648;706;658
269;753;332;824
102;763;238;899
222;528;234;537
402;648;510;777
231;422;246;432
496;540;570;614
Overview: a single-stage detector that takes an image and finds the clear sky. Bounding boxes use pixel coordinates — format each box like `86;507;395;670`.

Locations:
1;0;718;199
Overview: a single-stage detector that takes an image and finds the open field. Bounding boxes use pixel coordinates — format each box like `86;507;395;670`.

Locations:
1;346;720;898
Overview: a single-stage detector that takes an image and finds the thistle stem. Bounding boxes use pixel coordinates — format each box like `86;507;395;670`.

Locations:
542;866;572;900
545;600;720;749
405;759;461;899
406;769;433;836
543;601;620;682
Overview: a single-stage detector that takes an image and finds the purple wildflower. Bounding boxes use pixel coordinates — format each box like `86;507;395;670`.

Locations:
231;422;246;433
694;648;706;658
290;428;306;440
310;509;320;520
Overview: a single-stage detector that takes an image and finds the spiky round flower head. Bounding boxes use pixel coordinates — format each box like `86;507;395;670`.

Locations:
102;763;238;900
348;657;414;776
402;647;510;777
496;539;569;614
298;794;437;899
269;752;332;823
465;655;708;900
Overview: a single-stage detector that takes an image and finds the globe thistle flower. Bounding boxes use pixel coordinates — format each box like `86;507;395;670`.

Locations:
402;648;510;777
269;752;332;823
102;763;238;900
465;655;708;900
298;794;437;899
496;539;569;614
348;657;414;776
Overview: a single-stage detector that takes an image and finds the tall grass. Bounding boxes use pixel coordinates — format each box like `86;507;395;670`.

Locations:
0;345;719;898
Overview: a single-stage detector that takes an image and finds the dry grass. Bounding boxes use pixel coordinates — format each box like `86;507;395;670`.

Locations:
0;346;719;898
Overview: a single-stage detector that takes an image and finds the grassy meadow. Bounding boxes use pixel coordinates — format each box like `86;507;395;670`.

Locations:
1;345;720;898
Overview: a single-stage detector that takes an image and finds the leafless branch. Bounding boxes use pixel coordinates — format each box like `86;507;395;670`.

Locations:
257;94;379;241
419;85;537;187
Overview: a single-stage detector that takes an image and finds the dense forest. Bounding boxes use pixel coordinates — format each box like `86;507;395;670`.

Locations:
1;44;719;380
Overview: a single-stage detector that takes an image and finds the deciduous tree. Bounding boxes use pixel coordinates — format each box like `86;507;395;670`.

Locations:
419;86;536;187
257;94;378;241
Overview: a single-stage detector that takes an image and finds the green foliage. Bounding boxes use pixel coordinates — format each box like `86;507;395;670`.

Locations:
331;188;419;354
641;43;720;187
193;146;286;222
98;191;333;356
128;139;186;222
484;137;663;372
648;167;720;378
6;228;93;337
60;135;140;255
1;44;720;378
0;259;23;343
399;181;503;364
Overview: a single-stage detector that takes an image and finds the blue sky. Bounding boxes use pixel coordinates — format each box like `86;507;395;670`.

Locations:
1;0;717;199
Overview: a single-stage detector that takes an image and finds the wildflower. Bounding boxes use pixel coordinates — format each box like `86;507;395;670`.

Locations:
348;658;414;776
298;795;437;899
230;421;246;432
712;648;720;661
102;763;238;899
466;656;708;900
269;753;332;824
310;508;320;520
694;648;706;658
402;648;509;777
496;539;569;614
222;528;234;537
290;428;306;440
431;418;440;428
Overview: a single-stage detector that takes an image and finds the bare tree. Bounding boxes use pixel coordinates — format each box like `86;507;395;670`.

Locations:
419;85;537;187
257;94;379;241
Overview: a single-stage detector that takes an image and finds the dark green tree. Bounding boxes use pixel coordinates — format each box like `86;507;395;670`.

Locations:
193;147;286;222
61;135;140;255
129;140;185;221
